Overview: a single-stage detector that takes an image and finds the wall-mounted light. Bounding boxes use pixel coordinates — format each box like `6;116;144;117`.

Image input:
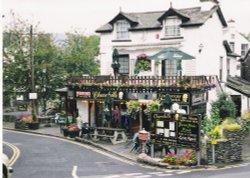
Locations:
199;43;204;53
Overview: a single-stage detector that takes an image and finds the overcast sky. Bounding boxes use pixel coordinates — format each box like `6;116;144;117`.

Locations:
2;0;250;34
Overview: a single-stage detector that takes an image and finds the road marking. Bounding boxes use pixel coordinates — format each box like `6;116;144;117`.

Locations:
164;170;175;173
3;141;20;167
147;172;164;174
124;173;143;176
157;174;173;176
176;170;191;174
72;165;79;178
102;175;120;178
147;172;173;177
135;175;151;178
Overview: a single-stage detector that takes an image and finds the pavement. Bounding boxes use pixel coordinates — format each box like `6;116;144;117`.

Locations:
3;121;250;170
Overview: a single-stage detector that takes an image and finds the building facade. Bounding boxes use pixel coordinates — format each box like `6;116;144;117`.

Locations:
65;1;249;129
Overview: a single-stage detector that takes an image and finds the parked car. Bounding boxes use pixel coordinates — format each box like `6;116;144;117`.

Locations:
2;153;13;178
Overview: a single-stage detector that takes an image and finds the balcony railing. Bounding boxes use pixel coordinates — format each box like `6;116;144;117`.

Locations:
68;75;217;85
66;75;218;92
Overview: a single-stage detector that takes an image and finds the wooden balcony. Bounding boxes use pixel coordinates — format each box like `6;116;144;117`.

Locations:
66;75;217;92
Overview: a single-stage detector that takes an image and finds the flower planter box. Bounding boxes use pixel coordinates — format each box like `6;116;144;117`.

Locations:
14;121;29;130
63;128;69;137
68;130;80;138
28;122;40;130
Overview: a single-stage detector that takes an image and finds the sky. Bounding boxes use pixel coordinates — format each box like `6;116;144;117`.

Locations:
2;0;250;34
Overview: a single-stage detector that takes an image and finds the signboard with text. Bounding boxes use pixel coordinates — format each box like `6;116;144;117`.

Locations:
151;112;200;149
159;93;190;104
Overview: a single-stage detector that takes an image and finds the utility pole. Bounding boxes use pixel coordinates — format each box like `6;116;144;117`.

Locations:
30;25;37;115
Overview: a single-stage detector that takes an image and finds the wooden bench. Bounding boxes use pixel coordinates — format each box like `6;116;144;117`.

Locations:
90;127;127;144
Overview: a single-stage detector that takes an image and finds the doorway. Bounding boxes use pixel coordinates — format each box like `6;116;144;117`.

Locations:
231;95;241;117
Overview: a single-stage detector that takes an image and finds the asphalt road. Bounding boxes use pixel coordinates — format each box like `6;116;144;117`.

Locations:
3;130;250;178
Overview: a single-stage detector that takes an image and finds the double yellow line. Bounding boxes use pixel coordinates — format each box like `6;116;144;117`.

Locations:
3;141;20;166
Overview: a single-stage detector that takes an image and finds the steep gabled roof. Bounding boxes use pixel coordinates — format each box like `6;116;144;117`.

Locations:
96;5;227;33
109;12;139;26
223;40;241;57
226;76;250;97
242;49;250;62
157;7;190;23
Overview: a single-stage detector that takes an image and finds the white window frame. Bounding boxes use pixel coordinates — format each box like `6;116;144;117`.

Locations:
116;20;130;40
165;60;177;76
118;55;129;74
229;42;235;52
241;44;249;57
164;17;181;37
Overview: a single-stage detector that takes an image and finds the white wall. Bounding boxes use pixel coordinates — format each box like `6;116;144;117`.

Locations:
76;100;89;123
98;8;229;80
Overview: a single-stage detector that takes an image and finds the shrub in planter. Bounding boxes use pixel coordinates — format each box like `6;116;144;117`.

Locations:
28;122;40;130
162;153;177;165
162;149;197;166
14;119;29;129
63;124;80;138
15;114;40;130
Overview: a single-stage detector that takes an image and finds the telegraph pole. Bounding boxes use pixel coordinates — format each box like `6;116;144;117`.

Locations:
30;25;37;115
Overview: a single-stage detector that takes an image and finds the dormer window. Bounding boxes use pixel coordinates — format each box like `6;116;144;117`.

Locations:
116;20;130;40
164;17;181;37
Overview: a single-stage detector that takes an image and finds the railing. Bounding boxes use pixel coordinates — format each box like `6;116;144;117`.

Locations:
68;75;215;86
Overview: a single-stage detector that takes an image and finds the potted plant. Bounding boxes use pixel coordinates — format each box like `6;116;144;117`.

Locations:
144;100;160;116
15;114;40;130
29;113;40;130
64;124;80;138
127;100;140;120
134;53;151;74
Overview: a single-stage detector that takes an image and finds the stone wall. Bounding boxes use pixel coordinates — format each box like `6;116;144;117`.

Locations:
206;130;243;164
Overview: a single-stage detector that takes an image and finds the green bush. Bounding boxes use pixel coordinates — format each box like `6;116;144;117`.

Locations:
201;107;221;135
212;92;236;119
210;126;222;139
239;109;250;135
223;124;242;131
242;109;250;120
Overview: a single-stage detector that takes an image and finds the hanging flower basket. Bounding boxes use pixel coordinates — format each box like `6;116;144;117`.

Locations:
135;53;151;72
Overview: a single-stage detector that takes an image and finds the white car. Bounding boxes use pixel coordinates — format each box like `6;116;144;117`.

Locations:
2;153;13;178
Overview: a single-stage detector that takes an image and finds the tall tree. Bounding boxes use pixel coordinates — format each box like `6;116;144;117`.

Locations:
3;12;67;110
62;32;100;76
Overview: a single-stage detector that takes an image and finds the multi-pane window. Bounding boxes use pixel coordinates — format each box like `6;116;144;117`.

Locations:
229;42;235;52
165;60;177;76
241;44;249;57
227;58;230;76
219;57;223;81
116;20;130;40
118;55;129;74
164;17;181;37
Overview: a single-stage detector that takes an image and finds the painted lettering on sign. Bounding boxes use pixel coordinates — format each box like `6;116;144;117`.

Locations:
151;112;200;148
160;93;190;103
93;92;117;99
76;91;91;98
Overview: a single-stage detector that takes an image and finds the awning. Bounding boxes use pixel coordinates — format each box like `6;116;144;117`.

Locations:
149;47;195;61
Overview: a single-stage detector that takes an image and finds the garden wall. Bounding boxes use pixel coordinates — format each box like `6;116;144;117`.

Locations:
206;130;243;164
